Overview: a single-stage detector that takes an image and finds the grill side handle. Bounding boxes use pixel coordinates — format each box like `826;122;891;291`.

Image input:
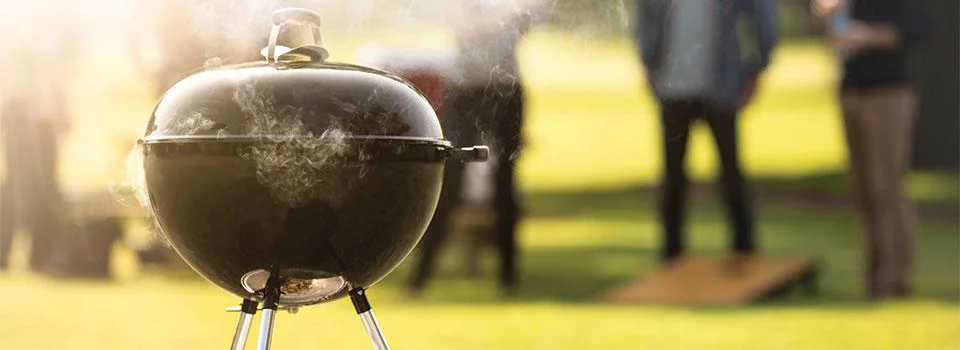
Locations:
450;146;490;162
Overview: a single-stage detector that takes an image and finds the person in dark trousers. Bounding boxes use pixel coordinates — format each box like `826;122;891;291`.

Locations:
813;0;929;299
409;0;554;292
636;0;778;263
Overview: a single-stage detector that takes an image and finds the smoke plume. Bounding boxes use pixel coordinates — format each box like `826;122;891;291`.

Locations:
234;78;353;207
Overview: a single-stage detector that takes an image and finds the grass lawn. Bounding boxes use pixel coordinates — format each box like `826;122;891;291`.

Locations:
0;31;957;349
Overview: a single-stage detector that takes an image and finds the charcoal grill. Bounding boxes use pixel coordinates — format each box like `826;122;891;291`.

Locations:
139;8;487;350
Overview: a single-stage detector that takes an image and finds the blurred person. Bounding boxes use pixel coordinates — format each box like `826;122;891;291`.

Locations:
0;0;77;271
356;45;495;277
635;0;778;264
813;0;930;299
409;0;555;292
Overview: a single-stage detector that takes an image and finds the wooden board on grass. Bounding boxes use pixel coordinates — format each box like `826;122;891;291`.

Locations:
606;255;818;306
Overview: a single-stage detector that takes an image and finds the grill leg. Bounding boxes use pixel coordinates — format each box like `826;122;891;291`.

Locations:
349;288;389;350
256;276;282;350
231;299;258;350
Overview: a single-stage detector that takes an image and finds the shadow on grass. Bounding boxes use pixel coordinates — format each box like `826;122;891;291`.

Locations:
513;245;656;302
527;170;959;219
749;170;960;217
383;171;959;306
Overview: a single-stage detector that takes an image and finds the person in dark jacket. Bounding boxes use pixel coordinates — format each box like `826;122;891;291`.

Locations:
814;0;930;299
409;0;554;292
635;0;778;263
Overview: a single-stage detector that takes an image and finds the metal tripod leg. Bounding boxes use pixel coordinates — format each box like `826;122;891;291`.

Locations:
230;299;259;350
256;276;282;350
349;288;389;350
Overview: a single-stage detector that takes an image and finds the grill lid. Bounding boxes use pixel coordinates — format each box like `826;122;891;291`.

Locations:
141;8;444;145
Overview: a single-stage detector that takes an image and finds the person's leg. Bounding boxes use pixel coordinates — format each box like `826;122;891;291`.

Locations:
857;87;918;298
409;162;464;290
492;151;519;288
659;101;695;263
840;90;881;297
703;106;754;255
0;182;13;271
409;87;476;291
887;89;919;297
0;110;20;270
489;84;523;289
27;121;63;271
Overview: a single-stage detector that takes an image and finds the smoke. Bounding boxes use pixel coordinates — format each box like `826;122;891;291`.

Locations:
233;78;353;207
153;110;217;136
109;145;151;209
109;79;354;220
180;0;630;55
109;107;220;211
182;0;449;62
188;0;281;61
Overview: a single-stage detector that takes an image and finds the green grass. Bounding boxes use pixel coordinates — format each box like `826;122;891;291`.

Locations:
1;188;957;349
1;31;958;349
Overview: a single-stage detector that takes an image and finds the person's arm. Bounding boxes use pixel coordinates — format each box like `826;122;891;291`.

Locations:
739;0;779;108
811;0;842;22
637;0;665;72
745;0;779;76
839;23;900;50
871;0;929;49
832;0;930;56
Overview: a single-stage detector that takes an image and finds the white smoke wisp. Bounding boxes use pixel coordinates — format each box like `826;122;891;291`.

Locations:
610;0;629;31
107;146;173;247
153;110;216;136
110;106;221;211
233;79;353;208
109;145;152;209
189;0;281;61
184;0;444;61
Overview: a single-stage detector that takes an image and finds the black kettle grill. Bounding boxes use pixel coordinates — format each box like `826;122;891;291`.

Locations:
139;8;488;350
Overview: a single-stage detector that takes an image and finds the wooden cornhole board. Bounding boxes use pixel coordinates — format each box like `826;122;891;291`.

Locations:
606;255;819;306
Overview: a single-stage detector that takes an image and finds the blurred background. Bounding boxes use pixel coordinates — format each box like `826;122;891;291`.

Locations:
0;0;957;348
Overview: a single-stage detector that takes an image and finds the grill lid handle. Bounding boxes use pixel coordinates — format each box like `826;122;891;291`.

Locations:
263;8;329;63
451;146;490;162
